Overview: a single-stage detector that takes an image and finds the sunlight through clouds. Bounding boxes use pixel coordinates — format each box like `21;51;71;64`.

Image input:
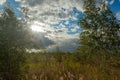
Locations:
16;0;83;52
2;0;119;52
30;21;46;33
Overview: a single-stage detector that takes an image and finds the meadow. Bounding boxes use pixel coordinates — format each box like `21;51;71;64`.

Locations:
23;52;120;80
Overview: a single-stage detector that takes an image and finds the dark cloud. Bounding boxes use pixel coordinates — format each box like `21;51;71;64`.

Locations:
46;38;79;52
26;0;45;6
32;32;55;49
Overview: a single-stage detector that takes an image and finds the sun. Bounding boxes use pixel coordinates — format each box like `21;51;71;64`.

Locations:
30;24;45;32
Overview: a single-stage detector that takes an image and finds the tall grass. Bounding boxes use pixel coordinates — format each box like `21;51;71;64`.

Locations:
23;52;120;80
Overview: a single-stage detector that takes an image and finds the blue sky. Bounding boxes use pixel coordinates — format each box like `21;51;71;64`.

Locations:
0;0;120;52
108;0;120;13
1;0;119;34
0;0;23;17
51;7;84;34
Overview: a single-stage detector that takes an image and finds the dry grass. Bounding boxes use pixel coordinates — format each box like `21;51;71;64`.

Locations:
23;53;120;80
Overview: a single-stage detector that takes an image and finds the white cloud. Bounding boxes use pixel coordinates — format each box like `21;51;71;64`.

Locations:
17;0;83;52
109;0;115;5
0;0;6;5
19;0;83;21
46;33;79;52
105;0;115;5
116;12;120;20
29;20;80;52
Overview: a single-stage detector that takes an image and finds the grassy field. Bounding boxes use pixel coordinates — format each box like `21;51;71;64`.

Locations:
22;52;120;80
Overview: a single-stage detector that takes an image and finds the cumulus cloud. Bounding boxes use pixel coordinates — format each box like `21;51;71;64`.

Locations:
105;0;115;5
0;0;6;5
15;0;83;52
19;0;83;21
109;0;115;5
3;0;118;52
46;33;79;52
29;20;80;52
116;12;120;20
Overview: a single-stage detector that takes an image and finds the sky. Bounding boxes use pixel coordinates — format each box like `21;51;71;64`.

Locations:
0;0;120;52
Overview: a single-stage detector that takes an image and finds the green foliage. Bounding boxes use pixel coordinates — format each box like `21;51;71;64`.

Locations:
24;52;120;80
78;0;120;53
0;7;31;80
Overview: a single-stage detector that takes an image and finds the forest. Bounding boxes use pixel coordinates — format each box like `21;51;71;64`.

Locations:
0;0;120;80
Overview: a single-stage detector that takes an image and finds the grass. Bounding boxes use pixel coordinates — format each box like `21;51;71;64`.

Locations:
22;52;120;80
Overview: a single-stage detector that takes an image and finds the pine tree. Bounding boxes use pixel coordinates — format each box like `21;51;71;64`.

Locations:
0;6;32;80
78;0;120;53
